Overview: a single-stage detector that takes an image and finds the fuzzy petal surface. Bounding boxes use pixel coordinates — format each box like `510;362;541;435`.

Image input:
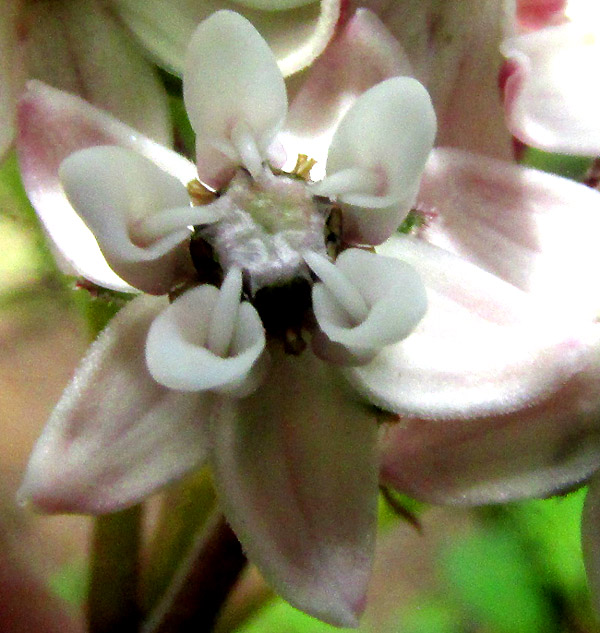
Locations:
111;0;339;78
283;9;412;178
380;332;600;505
17;81;196;291
210;348;379;627
23;0;171;145
19;296;210;515
419;148;600;323
502;21;600;155
346;235;592;419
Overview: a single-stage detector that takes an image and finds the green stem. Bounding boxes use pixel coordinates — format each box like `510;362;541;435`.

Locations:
143;513;246;633
88;505;143;633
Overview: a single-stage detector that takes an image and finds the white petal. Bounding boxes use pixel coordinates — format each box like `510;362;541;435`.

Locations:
346;235;596;419
234;0;314;9
146;275;267;396
17;81;197;291
19;296;209;515
502;22;600;155
183;11;287;184
307;249;426;364
111;0;339;78
59;146;194;295
210;348;379;626
312;77;436;245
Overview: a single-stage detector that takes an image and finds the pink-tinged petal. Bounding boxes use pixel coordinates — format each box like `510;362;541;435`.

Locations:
210;348;379;627
59;146;193;295
0;0;25;161
23;0;171;146
419;148;600;323
380;335;600;505
283;9;412;177
516;0;567;29
311;77;435;244
146;271;267;396
184;11;287;186
346;235;594;419
19;296;209;515
356;0;513;160
17;81;196;291
111;0;340;77
502;22;600;155
582;475;600;614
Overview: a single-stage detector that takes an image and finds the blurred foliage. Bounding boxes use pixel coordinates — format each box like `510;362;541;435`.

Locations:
521;147;593;181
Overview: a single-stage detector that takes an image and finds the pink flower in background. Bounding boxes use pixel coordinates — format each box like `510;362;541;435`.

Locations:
502;0;600;155
15;5;600;628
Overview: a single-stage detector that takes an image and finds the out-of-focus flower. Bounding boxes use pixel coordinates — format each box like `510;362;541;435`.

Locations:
502;0;600;155
110;0;341;78
16;8;600;628
0;0;341;162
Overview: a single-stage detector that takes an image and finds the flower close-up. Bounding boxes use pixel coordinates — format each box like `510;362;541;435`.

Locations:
15;6;600;630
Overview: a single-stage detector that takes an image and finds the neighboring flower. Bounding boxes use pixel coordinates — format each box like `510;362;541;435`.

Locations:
110;0;341;77
0;0;341;161
502;0;600;155
0;0;172;160
16;8;600;628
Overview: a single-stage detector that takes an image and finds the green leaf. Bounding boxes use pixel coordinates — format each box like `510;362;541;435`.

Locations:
520;147;592;181
439;524;556;633
505;491;588;599
48;560;88;607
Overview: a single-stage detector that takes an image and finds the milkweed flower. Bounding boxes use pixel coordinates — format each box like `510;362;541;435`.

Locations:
16;9;600;627
502;0;600;155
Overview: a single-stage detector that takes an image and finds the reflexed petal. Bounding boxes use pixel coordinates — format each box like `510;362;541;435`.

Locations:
308;249;426;364
111;0;340;77
184;11;287;186
17;81;196;291
502;23;600;155
24;0;171;145
210;348;379;626
18;296;210;515
380;337;600;505
282;9;412;175
346;235;594;419
146;276;267;396
59;146;193;295
311;78;435;244
582;475;600;614
419;148;600;323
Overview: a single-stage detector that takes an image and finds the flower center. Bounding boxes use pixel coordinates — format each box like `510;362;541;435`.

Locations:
189;163;336;353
